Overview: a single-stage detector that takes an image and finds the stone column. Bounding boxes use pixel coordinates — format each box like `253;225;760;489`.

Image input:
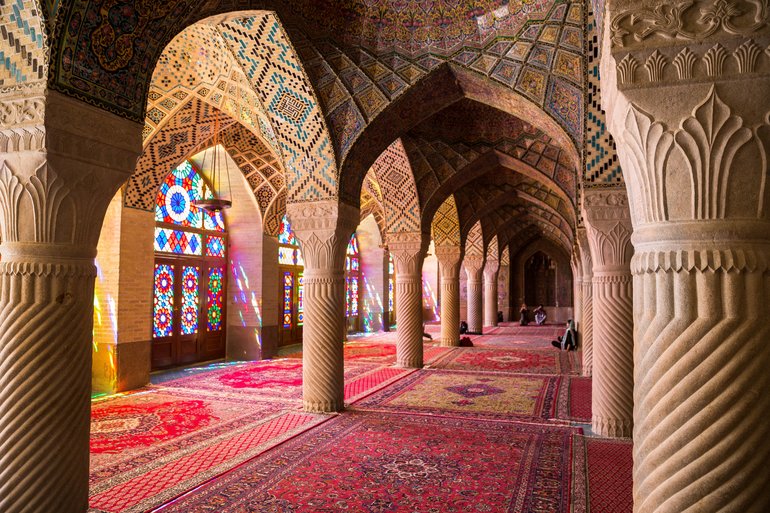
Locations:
435;245;462;346
570;246;583;330
0;91;142;513
601;5;770;508
287;201;358;412
583;188;634;438
464;256;484;334
483;258;499;327
388;232;426;367
498;263;510;321
576;227;594;376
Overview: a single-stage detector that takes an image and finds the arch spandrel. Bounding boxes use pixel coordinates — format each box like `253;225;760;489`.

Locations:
0;0;48;91
370;139;421;235
464;220;484;259
431;195;461;248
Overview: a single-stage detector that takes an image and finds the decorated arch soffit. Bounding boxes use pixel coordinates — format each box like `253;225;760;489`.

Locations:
432;195;461;248
369;139;421;235
464;220;485;259
486;235;499;262
501;246;510;266
0;0;48;92
360;170;387;238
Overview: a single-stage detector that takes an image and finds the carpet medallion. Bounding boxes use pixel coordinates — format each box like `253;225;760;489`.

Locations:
157;412;582;513
354;369;563;421
431;347;578;375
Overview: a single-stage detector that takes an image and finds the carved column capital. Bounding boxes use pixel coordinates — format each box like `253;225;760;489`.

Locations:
387;231;427;277
582;187;634;274
435;244;462;279
463;255;485;280
483;257;499;278
287;200;359;271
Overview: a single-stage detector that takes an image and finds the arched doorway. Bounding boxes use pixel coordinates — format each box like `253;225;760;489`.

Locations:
151;161;227;369
278;214;304;347
524;251;556;307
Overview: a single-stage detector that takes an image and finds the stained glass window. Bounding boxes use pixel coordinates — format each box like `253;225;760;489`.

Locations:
181;266;200;335
207;267;224;331
278;215;298;245
153;264;174;338
297;272;304;326
153;160;227;344
388;253;395;317
154;227;202;255
283;272;293;329
345;234;360;320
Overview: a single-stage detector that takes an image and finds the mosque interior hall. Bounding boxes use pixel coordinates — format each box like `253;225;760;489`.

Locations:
0;0;769;512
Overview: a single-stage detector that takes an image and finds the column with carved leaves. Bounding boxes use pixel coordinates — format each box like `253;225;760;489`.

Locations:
570;245;583;333
435;245;462;346
388;232;427;367
287;201;359;412
603;1;770;510
483;257;500;327
583;188;634;438
0;91;142;513
464;256;485;334
576;227;594;376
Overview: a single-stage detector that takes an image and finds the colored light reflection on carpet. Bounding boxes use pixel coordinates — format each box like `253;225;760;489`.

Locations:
156;412;582;513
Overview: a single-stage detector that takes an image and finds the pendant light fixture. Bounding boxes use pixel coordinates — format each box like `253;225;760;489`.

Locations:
193;116;233;213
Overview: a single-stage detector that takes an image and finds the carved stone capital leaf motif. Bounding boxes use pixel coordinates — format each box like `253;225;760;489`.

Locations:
287;200;360;270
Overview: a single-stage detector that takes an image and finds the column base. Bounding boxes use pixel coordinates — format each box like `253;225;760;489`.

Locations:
396;358;424;369
303;399;344;413
440;337;459;347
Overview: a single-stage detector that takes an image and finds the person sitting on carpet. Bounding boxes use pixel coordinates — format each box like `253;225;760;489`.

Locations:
519;303;529;326
459;320;468;334
551;320;577;351
534;305;547;325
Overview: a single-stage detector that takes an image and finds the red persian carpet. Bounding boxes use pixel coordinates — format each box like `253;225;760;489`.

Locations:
584;437;633;513
555;376;592;423
89;389;327;513
353;369;566;422
156;412;583;513
431;347;579;375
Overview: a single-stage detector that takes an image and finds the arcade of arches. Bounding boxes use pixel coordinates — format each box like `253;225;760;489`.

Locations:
0;0;769;512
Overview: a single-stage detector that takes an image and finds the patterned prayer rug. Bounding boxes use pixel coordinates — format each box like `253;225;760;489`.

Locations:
353;369;563;422
583;436;633;513
156;412;583;513
555;376;592;423
430;347;579;375
89;390;327;513
472;334;554;349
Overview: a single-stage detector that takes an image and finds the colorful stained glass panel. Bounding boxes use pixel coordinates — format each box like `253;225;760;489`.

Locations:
278;215;297;245
154;227;202;255
181;266;200;335
155;162;204;228
153;264;174;338
278;247;296;265
283;272;293;329
298;272;304;326
207;267;224;331
206;235;225;258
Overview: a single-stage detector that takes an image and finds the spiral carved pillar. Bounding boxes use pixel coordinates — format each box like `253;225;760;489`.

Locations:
570;248;583;330
464;256;484;334
435;245;462;347
601;5;770;508
498;263;510;322
483;260;499;327
388;232;427;367
577;228;594;376
0;90;142;512
583;189;634;438
288;201;359;412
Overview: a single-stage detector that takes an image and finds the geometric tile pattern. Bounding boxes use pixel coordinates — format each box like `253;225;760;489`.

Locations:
465;220;484;258
486;235;499;261
218;15;338;202
370;139;421;235
360;170;386;237
583;4;622;185
501;246;510;266
124;98;235;211
0;0;46;89
432;195;461;248
263;189;287;237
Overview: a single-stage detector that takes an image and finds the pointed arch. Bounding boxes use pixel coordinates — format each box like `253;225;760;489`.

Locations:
464;220;484;259
370;139;421;235
432;195;461;248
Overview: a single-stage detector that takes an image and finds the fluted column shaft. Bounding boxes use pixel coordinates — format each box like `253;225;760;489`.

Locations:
577;228;594;376
288;201;359;413
388;232;426;367
464;256;484;334
435;245;462;347
583;189;634;438
0;90;142;512
483;263;499;327
498;263;510;321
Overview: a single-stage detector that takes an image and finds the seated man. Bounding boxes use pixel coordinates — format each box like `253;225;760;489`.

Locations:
519;303;529;326
551;320;577;351
534;305;547;325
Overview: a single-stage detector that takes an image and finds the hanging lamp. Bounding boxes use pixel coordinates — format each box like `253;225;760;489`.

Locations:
193;116;233;213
